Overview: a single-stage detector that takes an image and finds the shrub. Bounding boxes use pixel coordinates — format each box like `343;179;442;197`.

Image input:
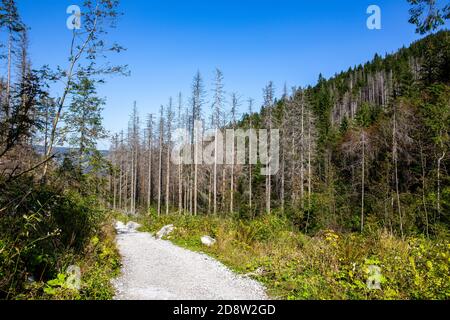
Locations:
0;177;119;300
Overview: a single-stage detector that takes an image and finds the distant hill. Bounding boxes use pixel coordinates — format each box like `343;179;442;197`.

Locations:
34;146;109;158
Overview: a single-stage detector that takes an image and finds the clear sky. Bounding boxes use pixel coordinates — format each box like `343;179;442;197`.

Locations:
13;0;447;148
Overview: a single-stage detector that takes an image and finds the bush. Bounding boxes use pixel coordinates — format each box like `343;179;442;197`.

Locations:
0;177;119;300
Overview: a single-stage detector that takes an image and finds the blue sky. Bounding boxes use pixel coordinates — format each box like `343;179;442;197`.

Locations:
12;0;447;148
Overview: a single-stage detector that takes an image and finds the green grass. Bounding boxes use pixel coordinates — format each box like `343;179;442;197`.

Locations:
122;212;450;300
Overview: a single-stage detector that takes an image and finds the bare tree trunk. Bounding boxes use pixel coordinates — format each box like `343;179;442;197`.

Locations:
280;85;287;212
437;149;446;221
113;166;117;210
124;168;128;214
266;161;271;215
263;83;274;215
230;130;235;214
184;179;188;214
222;165;226;212
214;129;218;215
249;153;253;216
166;142;171;215
189;172;193;214
194;130;198;216
212;69;224;215
165;100;173;215
266;126;272;215
119;138;123;210
306;109;312;232
249;132;253;216
157;147;162;216
393;106;404;238
157;110;164;216
147;116;153;210
108;174;112;207
134;139;138;213
178;153;183;215
420;144;429;238
130;147;134;214
119;161;123;210
291;135;297;202
300;97;305;209
361;131;365;233
147;147;152;209
208;170;212;215
280;138;285;213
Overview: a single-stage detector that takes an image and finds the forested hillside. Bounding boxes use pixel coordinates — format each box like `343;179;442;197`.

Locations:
110;31;449;237
110;29;449;299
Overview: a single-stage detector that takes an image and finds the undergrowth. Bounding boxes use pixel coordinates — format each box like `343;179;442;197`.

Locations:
0;178;121;300
126;212;450;300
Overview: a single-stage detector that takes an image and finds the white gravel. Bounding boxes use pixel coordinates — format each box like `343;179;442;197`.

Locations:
112;221;268;300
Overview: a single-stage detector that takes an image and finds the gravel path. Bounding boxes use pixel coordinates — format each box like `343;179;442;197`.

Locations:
112;221;268;300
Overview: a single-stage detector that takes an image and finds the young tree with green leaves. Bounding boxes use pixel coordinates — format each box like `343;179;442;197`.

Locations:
42;0;127;178
64;77;107;170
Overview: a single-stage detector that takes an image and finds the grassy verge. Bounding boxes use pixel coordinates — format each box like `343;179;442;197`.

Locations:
123;212;450;300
